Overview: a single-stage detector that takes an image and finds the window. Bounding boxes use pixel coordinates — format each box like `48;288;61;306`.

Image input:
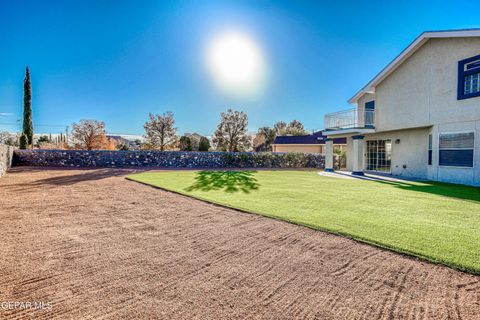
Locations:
428;134;432;165
458;54;480;100
365;101;375;110
366;140;392;172
439;132;474;167
464;73;480;95
364;101;375;128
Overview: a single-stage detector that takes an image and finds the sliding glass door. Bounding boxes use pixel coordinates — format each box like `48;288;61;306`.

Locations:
366;140;392;172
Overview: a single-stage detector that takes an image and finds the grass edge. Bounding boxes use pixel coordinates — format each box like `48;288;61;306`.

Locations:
126;175;480;275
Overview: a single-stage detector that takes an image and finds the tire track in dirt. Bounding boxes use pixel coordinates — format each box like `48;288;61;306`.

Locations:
1;168;479;319
331;250;380;277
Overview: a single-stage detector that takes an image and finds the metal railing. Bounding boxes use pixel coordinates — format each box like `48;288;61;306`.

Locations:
324;108;375;130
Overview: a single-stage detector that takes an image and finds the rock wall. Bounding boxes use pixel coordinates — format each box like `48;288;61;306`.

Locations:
0;145;14;177
13;150;325;169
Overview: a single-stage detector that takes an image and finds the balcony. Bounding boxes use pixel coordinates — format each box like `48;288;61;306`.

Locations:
324;108;375;132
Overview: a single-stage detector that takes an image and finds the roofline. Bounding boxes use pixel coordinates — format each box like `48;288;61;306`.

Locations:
272;143;322;146
348;28;480;104
272;143;346;146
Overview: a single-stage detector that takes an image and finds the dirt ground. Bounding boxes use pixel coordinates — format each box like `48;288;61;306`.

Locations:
0;167;479;319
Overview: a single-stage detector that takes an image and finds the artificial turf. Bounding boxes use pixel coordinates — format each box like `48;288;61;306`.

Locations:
128;170;480;274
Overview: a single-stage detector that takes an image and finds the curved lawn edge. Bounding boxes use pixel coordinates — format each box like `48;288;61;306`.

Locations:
126;176;480;275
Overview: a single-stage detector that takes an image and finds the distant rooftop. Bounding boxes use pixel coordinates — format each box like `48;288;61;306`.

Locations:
273;131;346;145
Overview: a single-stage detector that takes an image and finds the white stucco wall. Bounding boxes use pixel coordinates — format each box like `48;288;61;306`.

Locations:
346;137;353;171
363;128;431;179
352;37;480;186
428;120;480;186
356;93;375;127
373;37;480;132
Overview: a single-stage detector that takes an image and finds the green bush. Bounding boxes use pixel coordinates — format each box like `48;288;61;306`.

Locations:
179;136;193;151
222;152;322;168
198;136;211;151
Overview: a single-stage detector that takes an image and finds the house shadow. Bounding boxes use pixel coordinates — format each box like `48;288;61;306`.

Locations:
369;178;480;204
6;167;145;192
28;168;138;186
185;171;260;194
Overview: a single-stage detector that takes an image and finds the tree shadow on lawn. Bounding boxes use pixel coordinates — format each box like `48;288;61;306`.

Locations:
370;179;480;204
185;171;260;194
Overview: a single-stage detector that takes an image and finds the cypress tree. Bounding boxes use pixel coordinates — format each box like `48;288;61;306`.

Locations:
22;66;33;147
19;134;28;149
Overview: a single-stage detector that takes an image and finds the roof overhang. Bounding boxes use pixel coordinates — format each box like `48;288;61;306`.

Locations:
272;143;321;146
348;29;480;104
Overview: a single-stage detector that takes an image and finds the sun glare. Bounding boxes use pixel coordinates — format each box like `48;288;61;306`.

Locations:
206;31;267;97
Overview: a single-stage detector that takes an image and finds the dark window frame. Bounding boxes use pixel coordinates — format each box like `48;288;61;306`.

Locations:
438;132;475;168
365;100;375;110
458;54;480;100
428;134;432;165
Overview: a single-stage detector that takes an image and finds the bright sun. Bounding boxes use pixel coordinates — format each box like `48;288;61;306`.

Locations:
206;31;267;96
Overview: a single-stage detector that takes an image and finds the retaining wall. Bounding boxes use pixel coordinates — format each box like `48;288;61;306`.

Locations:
13;150;325;169
0;145;15;177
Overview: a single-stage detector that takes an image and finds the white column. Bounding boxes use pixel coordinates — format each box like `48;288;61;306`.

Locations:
325;138;334;172
352;135;365;175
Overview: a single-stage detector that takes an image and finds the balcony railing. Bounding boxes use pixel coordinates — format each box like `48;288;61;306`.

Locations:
324;108;375;131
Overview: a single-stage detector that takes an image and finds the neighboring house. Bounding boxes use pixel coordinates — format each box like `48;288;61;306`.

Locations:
323;29;480;186
107;135;138;149
183;132;203;150
272;131;346;154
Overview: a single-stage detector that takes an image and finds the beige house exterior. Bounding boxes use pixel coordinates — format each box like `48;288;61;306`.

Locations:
324;29;480;186
272;144;325;154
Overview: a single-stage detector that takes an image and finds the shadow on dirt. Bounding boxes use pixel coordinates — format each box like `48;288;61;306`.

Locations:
4;167;142;191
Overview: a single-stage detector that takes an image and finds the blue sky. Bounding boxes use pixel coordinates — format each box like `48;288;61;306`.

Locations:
1;0;479;136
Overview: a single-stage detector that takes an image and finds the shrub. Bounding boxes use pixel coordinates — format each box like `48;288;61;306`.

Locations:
117;143;130;151
179;136;193;151
198;136;211;151
222;152;321;168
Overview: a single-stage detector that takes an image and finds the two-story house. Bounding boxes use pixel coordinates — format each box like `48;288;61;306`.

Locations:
323;29;480;186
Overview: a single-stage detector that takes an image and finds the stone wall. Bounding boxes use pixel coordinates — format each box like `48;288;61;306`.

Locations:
0;145;15;177
13;150;325;169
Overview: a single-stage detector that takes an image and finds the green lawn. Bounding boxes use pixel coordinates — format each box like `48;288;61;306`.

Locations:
127;170;480;274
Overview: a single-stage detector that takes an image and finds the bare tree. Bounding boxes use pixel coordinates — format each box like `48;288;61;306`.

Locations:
143;112;177;151
0;131;19;146
286;119;306;135
273;120;306;136
274;121;287;135
255;126;277;151
213;109;251;152
253;120;307;152
71;119;111;150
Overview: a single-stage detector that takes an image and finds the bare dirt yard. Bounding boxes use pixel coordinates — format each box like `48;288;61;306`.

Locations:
0;167;479;319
